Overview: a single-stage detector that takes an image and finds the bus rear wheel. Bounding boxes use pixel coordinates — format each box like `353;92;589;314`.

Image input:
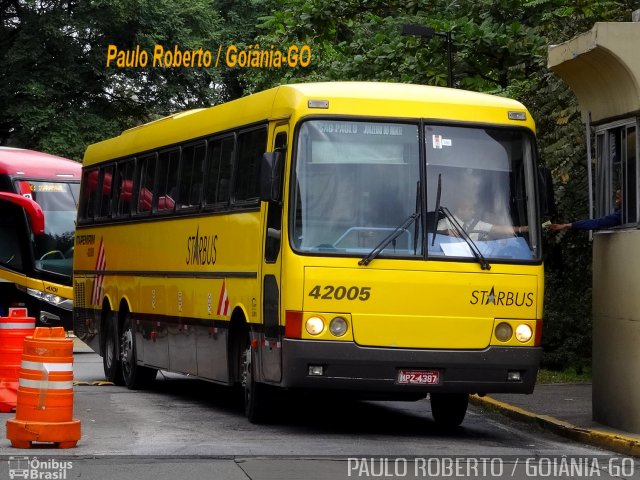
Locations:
120;313;157;390
430;393;469;427
242;342;269;423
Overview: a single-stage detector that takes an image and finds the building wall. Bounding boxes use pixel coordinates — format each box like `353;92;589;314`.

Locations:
592;229;640;432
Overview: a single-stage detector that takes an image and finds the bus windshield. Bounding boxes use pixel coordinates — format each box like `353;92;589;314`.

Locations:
16;180;79;276
291;119;539;262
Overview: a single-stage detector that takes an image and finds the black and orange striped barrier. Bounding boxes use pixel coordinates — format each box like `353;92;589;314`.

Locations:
0;308;35;413
6;327;81;448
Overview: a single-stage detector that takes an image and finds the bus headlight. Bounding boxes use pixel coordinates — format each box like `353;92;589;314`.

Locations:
305;316;325;335
329;316;348;337
26;288;73;311
515;324;533;343
495;322;513;342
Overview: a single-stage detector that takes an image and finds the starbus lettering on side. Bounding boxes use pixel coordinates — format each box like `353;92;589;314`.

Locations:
186;226;218;266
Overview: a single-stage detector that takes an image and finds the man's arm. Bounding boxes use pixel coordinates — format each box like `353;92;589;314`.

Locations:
550;210;621;231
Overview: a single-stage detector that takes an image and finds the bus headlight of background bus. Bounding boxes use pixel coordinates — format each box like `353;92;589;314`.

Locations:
26;287;73;311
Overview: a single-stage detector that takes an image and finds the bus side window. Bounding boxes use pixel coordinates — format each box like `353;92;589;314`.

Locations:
234;127;268;204
98;166;114;218
265;131;286;263
138;188;153;212
178;142;205;209
204;135;234;207
156;149;180;213
0;203;25;271
115;159;135;217
80;169;99;220
136;154;156;214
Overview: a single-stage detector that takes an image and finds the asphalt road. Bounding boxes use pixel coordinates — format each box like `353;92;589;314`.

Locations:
0;351;638;480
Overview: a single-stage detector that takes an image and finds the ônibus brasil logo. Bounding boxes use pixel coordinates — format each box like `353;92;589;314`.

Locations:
8;457;73;480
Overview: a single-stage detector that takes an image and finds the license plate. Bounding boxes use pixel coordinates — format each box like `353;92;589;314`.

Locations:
397;369;440;385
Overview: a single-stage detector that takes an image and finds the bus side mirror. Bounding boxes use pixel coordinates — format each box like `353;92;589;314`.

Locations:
537;165;556;217
260;151;283;203
0;192;45;235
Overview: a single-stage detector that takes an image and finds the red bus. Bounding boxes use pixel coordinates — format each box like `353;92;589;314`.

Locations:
0;147;80;329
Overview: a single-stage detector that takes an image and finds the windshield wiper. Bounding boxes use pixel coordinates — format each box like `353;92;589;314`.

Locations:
359;212;420;266
431;174;443;247
439;206;491;271
413;180;421;255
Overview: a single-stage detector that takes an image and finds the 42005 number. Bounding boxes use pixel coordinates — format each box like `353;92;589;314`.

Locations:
308;285;371;301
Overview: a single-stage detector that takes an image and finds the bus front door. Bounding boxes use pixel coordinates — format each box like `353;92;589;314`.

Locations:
260;125;288;383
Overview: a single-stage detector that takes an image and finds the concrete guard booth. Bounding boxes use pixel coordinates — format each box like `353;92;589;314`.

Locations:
548;18;640;433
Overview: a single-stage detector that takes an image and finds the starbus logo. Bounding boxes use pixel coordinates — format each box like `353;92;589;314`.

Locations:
8;457;73;479
186;225;218;266
470;286;534;307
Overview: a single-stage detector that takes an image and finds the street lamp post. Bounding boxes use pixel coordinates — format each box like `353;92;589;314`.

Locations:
401;24;453;88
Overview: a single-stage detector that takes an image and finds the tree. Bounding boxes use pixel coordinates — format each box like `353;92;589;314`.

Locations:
0;0;268;159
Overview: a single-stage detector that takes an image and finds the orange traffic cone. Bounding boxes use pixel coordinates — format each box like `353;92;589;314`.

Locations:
0;308;36;413
6;327;81;448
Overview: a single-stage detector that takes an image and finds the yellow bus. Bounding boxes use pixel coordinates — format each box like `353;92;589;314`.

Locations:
73;82;545;426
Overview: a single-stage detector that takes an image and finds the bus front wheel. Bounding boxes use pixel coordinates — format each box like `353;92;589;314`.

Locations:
242;343;269;423
120;313;157;390
430;393;469;427
103;317;124;385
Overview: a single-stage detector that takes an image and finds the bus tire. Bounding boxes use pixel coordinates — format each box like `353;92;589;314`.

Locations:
242;343;269;424
120;312;157;390
103;315;124;385
430;393;469;427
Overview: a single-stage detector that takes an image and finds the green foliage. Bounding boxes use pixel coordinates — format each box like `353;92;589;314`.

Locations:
0;0;267;159
537;367;591;383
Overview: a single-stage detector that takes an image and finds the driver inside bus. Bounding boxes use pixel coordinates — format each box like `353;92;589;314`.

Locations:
437;198;528;240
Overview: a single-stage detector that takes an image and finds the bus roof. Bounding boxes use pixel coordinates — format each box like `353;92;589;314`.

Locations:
84;82;535;166
0;147;81;180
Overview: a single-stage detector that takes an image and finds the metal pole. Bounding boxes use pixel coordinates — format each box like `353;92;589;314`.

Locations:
445;31;453;88
401;25;454;88
585;111;593;241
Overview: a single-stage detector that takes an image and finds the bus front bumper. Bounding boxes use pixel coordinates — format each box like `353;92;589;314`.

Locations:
280;339;541;395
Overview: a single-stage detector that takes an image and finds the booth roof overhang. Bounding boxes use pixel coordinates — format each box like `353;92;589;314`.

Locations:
548;22;640;124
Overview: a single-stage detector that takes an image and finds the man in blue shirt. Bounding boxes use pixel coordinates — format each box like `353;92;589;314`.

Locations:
549;190;622;231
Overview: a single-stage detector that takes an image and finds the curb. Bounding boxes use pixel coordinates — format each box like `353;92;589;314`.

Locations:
470;395;640;457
